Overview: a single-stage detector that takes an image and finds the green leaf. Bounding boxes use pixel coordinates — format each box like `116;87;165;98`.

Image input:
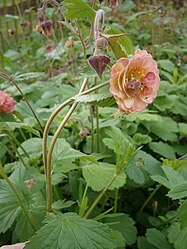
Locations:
102;213;137;246
167;222;181;245
146;228;171;249
103;28;134;58
0;167;44;233
160;70;175;84
153;95;176;112
137;236;158;249
126;150;162;185
144;117;178;142
73;93;115;107
63;0;95;21
177;200;187;228
151;165;186;189
82;162;126;191
13;72;45;81
52;138;97;168
18;138;43;158
52;200;75;210
149;142;176;160
125;112;162;122
133;133;152;146
24;213;125;249
158;60;174;73
173;227;187;249
5;122;40;137
162;159;187;180
168;182;187;200
15;208;45;241
178;123;187;137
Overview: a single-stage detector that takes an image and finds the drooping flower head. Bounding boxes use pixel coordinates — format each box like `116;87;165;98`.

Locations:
0;90;16;113
110;49;160;114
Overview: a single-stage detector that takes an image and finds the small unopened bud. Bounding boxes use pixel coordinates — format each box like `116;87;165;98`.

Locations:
46;44;54;53
67;60;72;65
20;21;31;28
65;39;74;48
79;128;88;139
8;28;16;36
107;0;119;7
94;37;108;50
88;54;110;79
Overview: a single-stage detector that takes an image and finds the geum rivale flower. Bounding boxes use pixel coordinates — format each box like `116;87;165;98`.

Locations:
0;90;16;113
110;49;160;114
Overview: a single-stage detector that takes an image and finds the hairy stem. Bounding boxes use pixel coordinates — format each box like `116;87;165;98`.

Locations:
46;77;89;212
89;106;94;153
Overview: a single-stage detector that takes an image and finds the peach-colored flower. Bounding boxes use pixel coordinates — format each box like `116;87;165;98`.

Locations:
0;90;16;113
110;49;160;114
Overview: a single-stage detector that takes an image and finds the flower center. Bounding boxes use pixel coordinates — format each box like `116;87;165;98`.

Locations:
126;67;145;82
125;67;145;97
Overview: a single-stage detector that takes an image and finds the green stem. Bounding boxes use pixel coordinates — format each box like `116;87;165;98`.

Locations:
0;72;43;134
114;188;119;213
96;106;99;153
89;106;94;153
139;184;161;213
0;163;36;231
84;174;117;218
46;77;89;212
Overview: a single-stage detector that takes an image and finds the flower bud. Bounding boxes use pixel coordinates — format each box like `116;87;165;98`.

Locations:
94;37;108;50
65;39;74;48
40;20;53;36
88;54;110;79
20;21;31;28
107;0;119;7
79;128;88;139
8;28;16;36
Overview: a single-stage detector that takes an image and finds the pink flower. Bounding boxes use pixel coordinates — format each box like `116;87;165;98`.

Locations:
0;90;16;113
110;49;160;114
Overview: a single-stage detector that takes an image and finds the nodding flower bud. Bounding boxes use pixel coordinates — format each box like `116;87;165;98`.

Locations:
94;37;108;50
107;0;119;7
20;21;31;28
37;13;53;36
40;20;53;36
88;54;110;79
79;128;88;139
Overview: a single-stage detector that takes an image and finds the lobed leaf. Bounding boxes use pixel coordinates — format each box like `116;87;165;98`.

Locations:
24;213;125;249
